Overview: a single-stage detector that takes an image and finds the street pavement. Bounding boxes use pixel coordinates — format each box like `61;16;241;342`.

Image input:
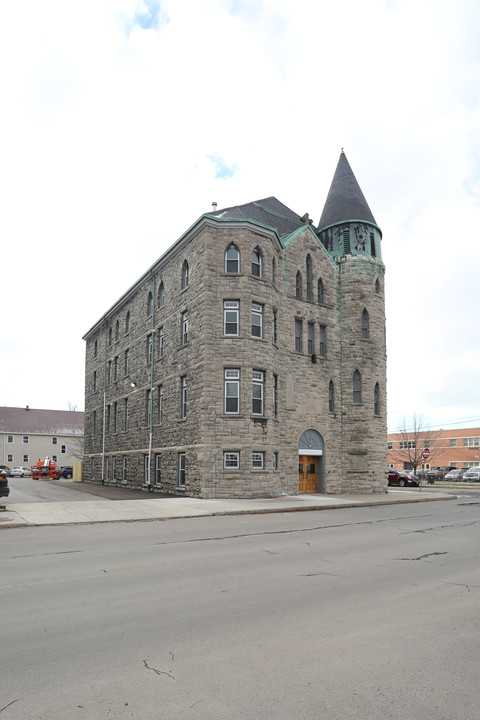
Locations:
0;479;454;528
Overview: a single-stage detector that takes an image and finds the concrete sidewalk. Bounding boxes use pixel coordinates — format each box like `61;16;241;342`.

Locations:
0;488;454;528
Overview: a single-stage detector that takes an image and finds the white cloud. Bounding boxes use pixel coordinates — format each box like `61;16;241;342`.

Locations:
0;0;479;430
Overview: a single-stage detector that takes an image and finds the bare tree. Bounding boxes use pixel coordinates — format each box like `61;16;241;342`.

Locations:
66;401;78;411
393;413;442;472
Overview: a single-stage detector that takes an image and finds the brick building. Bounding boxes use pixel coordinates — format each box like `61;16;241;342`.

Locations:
388;427;480;471
83;152;387;497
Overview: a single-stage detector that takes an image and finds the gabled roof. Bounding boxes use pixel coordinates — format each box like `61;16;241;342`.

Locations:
0;407;84;435
210;196;311;239
318;151;377;231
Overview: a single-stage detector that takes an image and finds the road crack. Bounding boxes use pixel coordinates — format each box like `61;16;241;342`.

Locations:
143;659;175;680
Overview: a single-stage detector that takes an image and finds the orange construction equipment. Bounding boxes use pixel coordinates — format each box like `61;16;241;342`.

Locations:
31;457;60;480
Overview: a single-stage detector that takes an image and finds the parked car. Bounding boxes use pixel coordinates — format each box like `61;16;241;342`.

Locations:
0;469;10;498
388;469;420;487
444;469;464;481
0;465;12;477
11;466;31;477
59;466;73;479
463;467;480;482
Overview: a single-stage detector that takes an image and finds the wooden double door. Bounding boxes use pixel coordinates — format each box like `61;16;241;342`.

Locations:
299;455;318;494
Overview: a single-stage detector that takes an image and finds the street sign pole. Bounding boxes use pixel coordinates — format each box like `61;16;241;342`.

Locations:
420;448;431;492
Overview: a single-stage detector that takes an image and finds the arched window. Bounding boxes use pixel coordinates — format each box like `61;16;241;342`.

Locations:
181;260;189;289
147;291;153;316
353;370;362;404
318;278;324;305
329;381;334;412
361;309;370;339
115;320;119;341
125;312;130;335
295;271;302;298
225;244;240;273
374;382;380;415
251;247;263;277
306;255;312;300
375;278;380;294
158;281;165;308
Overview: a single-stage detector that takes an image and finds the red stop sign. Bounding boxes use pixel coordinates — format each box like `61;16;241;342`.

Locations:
422;448;430;460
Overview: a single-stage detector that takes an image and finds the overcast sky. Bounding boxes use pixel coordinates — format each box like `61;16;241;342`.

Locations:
1;0;479;434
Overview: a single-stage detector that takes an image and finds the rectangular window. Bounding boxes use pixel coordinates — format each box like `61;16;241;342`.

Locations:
252;452;265;469
107;360;112;384
273;373;278;418
181;376;187;419
61;445;66;454
106;457;109;479
114;356;119;381
107;404;111;431
93;370;97;392
147;334;153;364
295;319;302;352
7;435;13;443
7;454;13;463
144;455;150;484
181;311;188;345
93;410;97;437
52;437;58;445
124;398;129;431
272;310;277;344
125;348;130;375
112;456;116;481
91;457;95;479
252;370;264;415
113;402;118;434
23;454;29;464
450;439;457;447
307;322;314;354
224;300;239;335
155;454;161;485
223;451;240;469
251;303;263;338
23;435;29;444
319;325;327;357
388;441;393;449
224;369;240;414
158;384;163;423
273;452;279;470
52;455;58;463
463;437;480;447
158;326;164;357
399;441;416;449
178;453;186;487
122;456;127;483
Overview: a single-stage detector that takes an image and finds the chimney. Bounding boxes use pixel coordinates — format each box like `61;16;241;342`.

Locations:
212;201;217;212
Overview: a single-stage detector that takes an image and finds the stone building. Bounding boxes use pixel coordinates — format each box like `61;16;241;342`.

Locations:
82;152;387;497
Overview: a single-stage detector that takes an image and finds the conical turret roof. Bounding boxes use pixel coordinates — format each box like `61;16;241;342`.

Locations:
318;152;377;231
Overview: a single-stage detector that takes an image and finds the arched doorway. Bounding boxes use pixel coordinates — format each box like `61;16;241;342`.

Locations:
298;430;325;494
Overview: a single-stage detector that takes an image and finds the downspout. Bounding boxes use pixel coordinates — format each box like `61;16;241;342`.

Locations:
102;318;108;484
147;273;155;489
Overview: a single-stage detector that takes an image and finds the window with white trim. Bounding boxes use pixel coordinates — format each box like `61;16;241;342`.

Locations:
225;244;240;273
224;301;239;336
224;369;240;414
251;247;263;277
158;384;163;423
52;437;58;445
180;376;187;419
251;303;263;338
158;326;164;357
223;451;240;469
155;454;161;485
23;435;29;444
295;319;302;352
178;453;186;487
252;452;265;469
181;311;188;345
252;370;264;415
319;325;326;357
308;322;314;354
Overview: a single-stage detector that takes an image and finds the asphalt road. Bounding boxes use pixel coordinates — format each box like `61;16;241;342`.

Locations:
5;476;148;503
2;499;480;719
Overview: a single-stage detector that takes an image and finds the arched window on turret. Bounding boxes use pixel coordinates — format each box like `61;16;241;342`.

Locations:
306;255;312;300
353;370;362;404
181;260;189;289
343;228;351;254
147;291;153;317
361;309;370;339
158;281;165;308
329;381;334;412
318;278;324;305
251;247;263;277
375;278;380;294
295;271;302;298
374;383;380;416
225;244;240;273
